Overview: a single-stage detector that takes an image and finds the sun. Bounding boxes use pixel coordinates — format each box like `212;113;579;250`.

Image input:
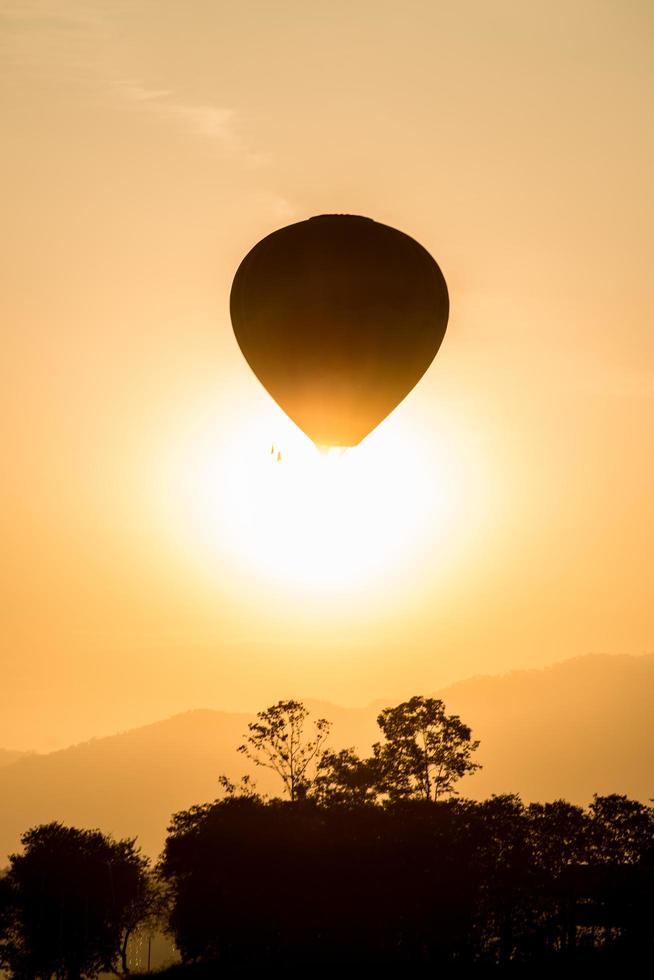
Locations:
219;425;430;590
154;398;482;598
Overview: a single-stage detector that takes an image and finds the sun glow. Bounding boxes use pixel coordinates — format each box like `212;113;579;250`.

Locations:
220;428;433;590
153;396;487;598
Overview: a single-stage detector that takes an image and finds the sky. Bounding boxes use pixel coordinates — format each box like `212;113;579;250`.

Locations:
2;1;653;750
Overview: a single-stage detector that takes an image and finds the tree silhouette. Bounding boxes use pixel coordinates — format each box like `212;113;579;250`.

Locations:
589;793;654;864
3;703;654;971
311;747;379;805
527;799;590;872
159;793;654;967
0;822;154;979
373;696;481;801
237;699;331;801
217;772;262;801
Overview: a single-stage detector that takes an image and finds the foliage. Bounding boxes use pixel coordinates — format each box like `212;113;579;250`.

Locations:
372;696;481;801
527;800;590;872
227;696;480;806
589;793;654;864
237;699;331;801
3;694;653;972
158;793;654;968
159;796;479;966
0;822;157;979
311;748;379;805
216;773;262;801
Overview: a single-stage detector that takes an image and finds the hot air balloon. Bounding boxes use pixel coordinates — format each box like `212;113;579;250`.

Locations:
230;214;449;448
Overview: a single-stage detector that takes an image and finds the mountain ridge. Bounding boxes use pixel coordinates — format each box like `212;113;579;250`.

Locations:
1;652;652;866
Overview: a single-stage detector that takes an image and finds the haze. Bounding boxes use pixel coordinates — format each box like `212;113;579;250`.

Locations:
2;1;653;752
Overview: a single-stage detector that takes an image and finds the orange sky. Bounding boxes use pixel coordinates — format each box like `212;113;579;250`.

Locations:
2;1;653;750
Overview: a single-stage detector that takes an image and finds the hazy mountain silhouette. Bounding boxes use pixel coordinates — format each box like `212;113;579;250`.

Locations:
0;653;652;866
0;749;31;770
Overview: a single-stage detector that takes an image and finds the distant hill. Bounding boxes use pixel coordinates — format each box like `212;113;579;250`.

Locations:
1;653;652;866
0;749;32;770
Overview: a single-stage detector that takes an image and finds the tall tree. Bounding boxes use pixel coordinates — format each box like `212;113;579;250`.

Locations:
237;699;331;801
0;822;156;979
373;696;481;801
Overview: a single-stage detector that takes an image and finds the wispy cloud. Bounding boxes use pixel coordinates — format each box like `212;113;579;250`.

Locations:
115;82;173;103
113;80;269;167
2;6;294;218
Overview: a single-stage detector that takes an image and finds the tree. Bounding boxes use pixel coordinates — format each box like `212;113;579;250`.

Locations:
159;795;479;967
0;822;155;979
527;800;590;872
237;699;331;801
0;871;13;958
217;773;262;801
372;696;481;802
115;871;169;976
311;748;379;806
589;794;654;864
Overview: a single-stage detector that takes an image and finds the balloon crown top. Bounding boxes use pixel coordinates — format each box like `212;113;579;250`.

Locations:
309;213;375;222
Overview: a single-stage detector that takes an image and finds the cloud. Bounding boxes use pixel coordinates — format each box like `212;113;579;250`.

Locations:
2;5;293;217
113;80;269;167
114;82;173;103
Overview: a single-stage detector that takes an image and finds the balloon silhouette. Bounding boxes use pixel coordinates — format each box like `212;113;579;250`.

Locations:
230;214;449;447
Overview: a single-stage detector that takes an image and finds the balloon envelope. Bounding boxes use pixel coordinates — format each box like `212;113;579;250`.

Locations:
230;214;449;447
